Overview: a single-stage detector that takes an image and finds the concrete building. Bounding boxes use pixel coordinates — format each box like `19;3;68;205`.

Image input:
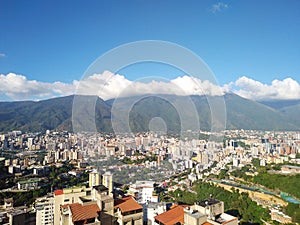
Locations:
91;185;115;225
102;171;113;195
154;205;185;225
17;178;40;190
0;206;36;225
54;185;114;225
60;201;100;225
192;199;238;225
154;199;238;225
54;187;91;225
129;181;158;204
89;170;101;187
146;202;169;225
35;194;54;225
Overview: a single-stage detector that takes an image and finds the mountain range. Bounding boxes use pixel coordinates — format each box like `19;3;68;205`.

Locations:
0;93;299;133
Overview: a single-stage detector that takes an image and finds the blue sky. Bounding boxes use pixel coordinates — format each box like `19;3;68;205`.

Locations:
0;0;300;100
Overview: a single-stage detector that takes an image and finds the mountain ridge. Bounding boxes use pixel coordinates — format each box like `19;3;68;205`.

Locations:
0;94;299;133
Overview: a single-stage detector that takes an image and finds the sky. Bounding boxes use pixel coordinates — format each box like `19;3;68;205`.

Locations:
0;0;300;101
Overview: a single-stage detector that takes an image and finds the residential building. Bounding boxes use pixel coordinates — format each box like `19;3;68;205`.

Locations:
154;205;186;225
154;199;238;225
146;202;169;225
102;171;113;195
91;185;115;225
192;199;238;225
89;170;101;187
114;196;143;225
17;178;40;190
129;181;158;204
54;185;114;225
35;194;54;225
54;187;91;225
60;201;100;225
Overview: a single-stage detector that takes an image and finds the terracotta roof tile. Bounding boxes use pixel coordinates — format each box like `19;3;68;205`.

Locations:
62;203;100;222
54;189;64;196
154;205;185;225
114;196;143;213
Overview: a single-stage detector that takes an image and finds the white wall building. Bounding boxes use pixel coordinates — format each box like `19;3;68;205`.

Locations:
129;181;158;204
35;194;54;225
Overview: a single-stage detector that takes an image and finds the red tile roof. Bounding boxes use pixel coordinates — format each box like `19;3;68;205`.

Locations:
54;189;64;196
62;203;100;222
154;205;185;225
114;196;143;213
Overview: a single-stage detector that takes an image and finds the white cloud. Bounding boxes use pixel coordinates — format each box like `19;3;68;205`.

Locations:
75;71;226;100
211;2;228;13
1;72;299;101
231;76;300;100
0;73;75;100
75;71;132;100
0;53;6;58
0;71;226;101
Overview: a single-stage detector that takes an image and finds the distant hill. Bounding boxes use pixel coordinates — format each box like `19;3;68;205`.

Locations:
225;94;299;130
0;95;112;132
0;93;299;133
260;99;300;125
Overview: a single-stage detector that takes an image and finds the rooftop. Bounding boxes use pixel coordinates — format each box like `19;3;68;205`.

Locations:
114;196;143;213
93;184;108;192
154;205;186;225
197;198;220;207
54;189;64;196
184;208;205;219
62;203;100;222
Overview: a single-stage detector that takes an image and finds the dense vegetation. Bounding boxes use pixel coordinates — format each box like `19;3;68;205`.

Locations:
230;163;300;223
0;162;89;207
49;163;89;189
0;189;48;207
252;173;300;199
231;165;300;200
168;181;270;224
284;203;300;223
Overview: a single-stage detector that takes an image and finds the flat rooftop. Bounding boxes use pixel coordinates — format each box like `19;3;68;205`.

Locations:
197;198;221;207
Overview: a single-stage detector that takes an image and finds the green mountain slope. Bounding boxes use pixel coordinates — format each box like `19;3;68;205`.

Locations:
0;93;299;133
0;95;112;132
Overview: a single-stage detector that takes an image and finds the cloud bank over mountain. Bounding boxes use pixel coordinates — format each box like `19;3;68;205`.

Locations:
231;76;300;100
0;73;75;100
0;71;299;101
